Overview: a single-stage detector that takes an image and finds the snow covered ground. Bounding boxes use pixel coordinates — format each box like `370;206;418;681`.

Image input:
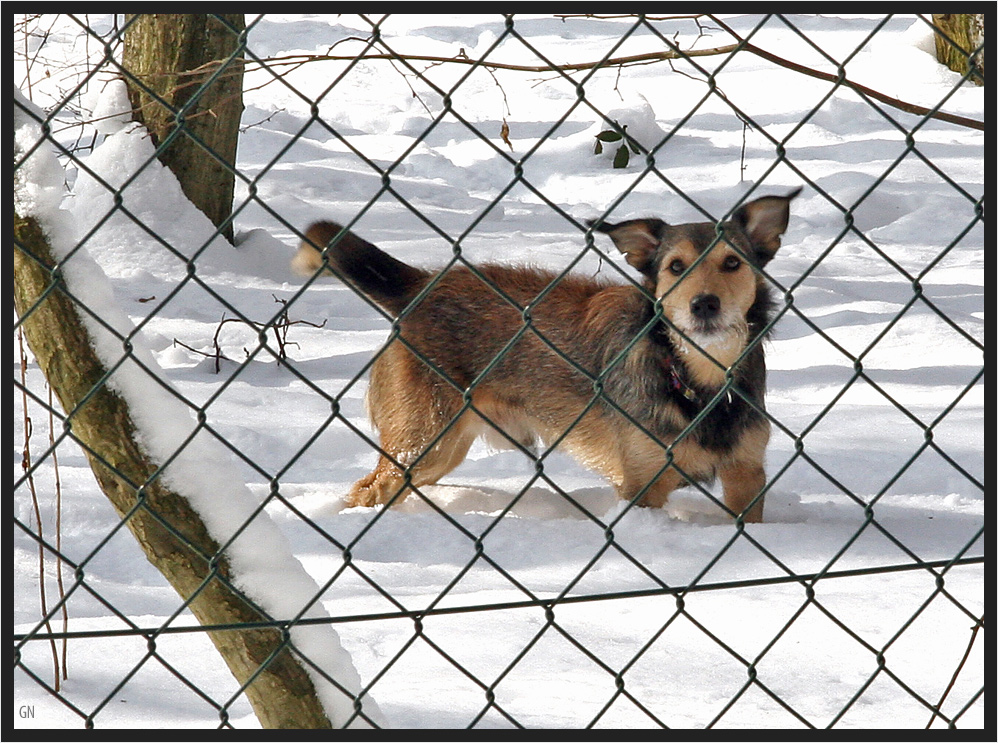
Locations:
14;14;984;729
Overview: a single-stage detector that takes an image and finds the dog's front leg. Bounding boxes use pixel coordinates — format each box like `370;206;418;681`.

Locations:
718;460;766;523
717;422;769;523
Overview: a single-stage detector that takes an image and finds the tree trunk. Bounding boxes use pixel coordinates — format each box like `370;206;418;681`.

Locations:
931;14;985;85
13;211;333;729
122;14;246;241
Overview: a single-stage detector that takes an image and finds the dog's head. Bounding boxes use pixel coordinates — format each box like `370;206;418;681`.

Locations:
591;189;800;354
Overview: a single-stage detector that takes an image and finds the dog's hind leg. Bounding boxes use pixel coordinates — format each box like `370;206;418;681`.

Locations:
345;416;478;507
345;345;479;508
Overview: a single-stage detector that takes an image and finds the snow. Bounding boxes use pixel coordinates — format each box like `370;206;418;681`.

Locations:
13;13;984;730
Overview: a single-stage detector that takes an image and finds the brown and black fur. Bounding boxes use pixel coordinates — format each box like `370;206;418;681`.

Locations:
294;189;801;522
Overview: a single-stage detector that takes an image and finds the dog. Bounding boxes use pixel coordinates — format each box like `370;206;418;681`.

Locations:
293;188;800;522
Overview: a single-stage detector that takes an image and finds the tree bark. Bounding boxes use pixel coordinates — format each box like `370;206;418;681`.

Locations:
122;14;246;241
14;211;334;729
931;14;985;85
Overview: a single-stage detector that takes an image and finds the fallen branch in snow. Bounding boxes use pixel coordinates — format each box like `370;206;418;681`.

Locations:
174;297;326;374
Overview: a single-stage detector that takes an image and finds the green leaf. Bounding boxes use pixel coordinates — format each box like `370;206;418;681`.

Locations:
596;130;622;142
594;140;603;155
613;145;629;169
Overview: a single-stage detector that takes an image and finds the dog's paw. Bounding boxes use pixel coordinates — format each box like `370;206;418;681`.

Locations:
664;491;731;524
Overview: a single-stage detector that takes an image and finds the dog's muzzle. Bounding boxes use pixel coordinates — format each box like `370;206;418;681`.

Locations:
689;293;722;332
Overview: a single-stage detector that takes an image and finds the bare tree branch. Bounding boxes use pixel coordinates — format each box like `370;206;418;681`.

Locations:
243;35;984;132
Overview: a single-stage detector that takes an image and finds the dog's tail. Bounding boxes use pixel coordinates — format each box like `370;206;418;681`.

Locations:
293;221;430;316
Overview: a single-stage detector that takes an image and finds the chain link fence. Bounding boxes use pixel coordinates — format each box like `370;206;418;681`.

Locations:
14;14;984;729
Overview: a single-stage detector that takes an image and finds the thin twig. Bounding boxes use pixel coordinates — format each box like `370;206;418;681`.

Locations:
18;326;63;691
926;619;984;729
49;383;69;683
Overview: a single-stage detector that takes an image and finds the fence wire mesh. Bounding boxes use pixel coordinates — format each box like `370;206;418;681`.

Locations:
13;13;985;730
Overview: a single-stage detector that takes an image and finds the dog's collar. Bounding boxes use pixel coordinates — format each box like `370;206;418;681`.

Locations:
663;354;699;402
649;321;698;402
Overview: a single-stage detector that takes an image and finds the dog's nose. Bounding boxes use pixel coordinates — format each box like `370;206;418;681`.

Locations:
690;293;721;321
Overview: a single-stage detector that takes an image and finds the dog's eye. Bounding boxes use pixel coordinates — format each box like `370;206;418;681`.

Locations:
668;259;686;275
722;255;742;271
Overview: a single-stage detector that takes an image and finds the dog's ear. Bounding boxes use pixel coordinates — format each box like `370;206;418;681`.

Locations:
730;187;802;265
588;218;667;275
